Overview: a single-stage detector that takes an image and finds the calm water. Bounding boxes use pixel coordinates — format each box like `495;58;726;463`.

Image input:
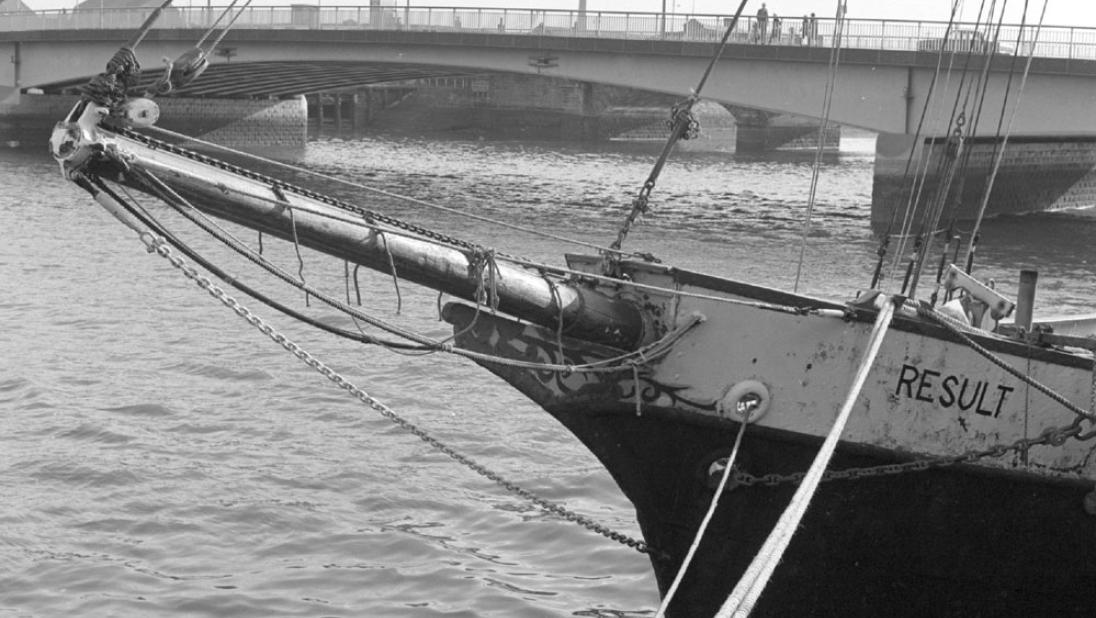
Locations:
1;131;1094;617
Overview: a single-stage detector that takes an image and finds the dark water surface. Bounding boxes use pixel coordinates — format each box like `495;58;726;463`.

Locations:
2;132;1093;617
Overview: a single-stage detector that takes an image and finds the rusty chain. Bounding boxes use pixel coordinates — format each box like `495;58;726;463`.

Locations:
139;235;654;556
726;415;1096;489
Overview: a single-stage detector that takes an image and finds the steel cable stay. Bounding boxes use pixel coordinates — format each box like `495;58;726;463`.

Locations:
908;0;1007;297
609;0;749;254
963;0;1050;267
886;0;968;279
900;0;995;296
933;1;1030;298
887;0;1016;285
872;0;964;288
793;0;848;293
899;0;1041;303
147;0;255;97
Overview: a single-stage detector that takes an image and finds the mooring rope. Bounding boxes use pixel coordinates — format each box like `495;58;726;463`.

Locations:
655;406;752;617
716;295;896;617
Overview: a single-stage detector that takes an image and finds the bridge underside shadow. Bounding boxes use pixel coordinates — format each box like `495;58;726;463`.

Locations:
30;60;474;98
29;59;838;149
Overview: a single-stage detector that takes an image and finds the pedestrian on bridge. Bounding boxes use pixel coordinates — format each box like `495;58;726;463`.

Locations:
756;3;768;44
770;14;781;44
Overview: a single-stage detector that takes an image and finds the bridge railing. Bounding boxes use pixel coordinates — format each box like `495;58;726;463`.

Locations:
3;5;1095;62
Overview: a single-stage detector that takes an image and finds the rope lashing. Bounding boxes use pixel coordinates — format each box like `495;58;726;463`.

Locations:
379;231;403;314
469;247;502;311
80;47;141;108
667;98;701;140
286;204;310;307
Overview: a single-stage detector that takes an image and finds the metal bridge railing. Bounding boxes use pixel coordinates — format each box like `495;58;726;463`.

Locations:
2;5;1094;62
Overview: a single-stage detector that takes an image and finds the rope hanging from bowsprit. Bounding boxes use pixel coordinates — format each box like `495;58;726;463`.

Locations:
608;0;749;255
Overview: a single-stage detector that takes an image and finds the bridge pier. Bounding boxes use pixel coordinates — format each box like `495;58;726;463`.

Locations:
726;106;840;153
871;132;1096;231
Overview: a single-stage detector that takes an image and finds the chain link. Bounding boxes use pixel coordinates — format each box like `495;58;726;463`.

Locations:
144;238;653;555
727;418;1095;489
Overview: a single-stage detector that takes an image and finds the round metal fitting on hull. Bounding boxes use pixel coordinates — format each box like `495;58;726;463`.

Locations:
717;379;771;423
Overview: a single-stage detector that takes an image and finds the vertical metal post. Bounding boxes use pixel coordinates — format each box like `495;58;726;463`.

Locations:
1015;270;1038;331
11;41;20;91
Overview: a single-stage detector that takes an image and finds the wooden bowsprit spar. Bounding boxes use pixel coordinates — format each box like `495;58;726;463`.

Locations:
54;116;648;351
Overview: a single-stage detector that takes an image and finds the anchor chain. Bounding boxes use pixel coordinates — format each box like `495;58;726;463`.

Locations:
725;416;1096;489
139;235;653;556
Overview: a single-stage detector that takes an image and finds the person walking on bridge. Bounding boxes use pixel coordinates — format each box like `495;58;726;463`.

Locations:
770;13;781;44
756;3;768;44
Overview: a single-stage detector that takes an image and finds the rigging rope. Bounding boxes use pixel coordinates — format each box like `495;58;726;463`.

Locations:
892;0;1016;297
609;0;749;253
886;0;966;283
793;0;848;293
962;0;1048;266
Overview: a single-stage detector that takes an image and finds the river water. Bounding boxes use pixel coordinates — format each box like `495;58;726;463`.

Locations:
1;128;1094;617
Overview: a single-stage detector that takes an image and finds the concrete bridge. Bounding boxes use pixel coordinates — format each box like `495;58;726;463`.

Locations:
2;5;1096;137
3;4;1096;221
